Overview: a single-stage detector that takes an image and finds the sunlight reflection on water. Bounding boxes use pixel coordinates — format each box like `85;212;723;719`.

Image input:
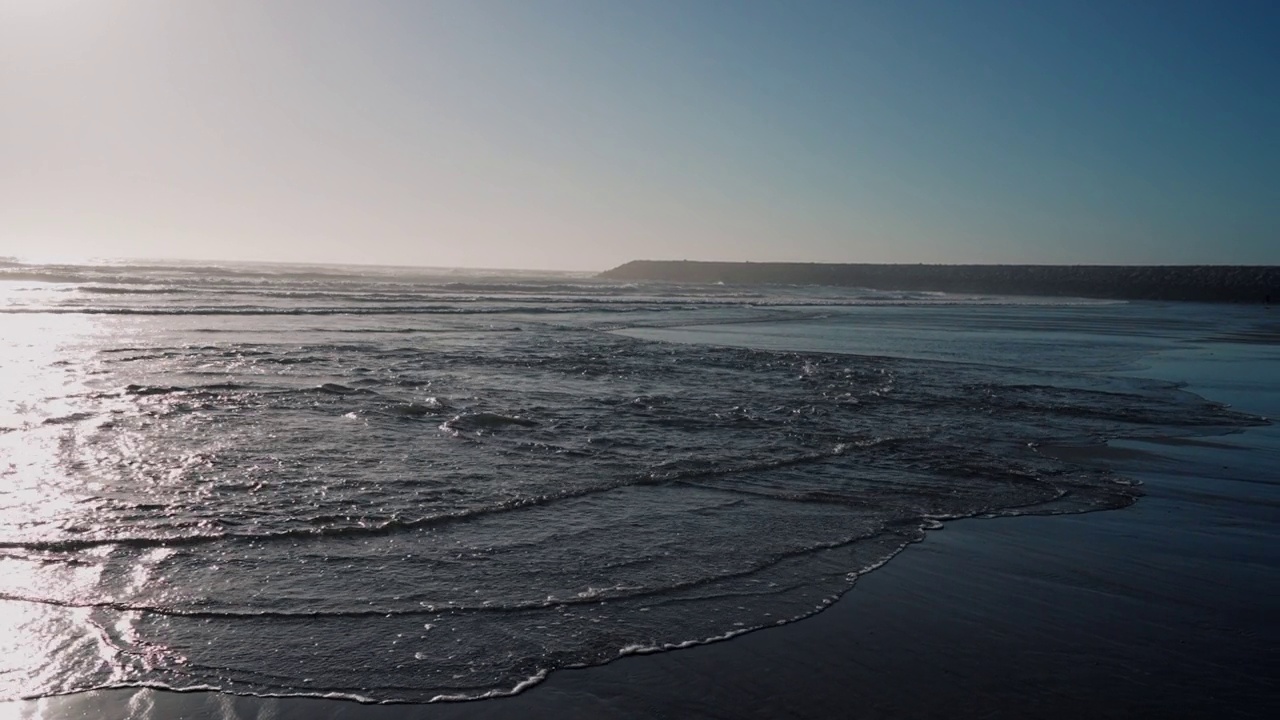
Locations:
0;312;103;536
0;308;127;700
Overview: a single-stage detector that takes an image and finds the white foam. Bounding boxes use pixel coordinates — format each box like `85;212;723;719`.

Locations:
428;668;549;702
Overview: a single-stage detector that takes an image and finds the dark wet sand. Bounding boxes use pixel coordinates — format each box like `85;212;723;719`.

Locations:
12;429;1279;720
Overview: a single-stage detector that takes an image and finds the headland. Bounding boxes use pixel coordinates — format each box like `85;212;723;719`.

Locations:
599;261;1280;303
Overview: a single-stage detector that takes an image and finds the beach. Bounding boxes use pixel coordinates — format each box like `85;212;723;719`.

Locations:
1;263;1276;719
7;0;1277;714
15;414;1278;719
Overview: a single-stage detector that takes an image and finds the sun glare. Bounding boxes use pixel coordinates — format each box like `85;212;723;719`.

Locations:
0;309;110;703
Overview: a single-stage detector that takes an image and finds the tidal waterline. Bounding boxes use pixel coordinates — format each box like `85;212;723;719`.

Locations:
0;261;1268;702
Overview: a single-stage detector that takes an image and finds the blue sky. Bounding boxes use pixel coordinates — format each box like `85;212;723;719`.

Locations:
1;0;1276;269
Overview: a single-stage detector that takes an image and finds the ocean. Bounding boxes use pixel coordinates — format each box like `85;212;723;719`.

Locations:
0;259;1271;705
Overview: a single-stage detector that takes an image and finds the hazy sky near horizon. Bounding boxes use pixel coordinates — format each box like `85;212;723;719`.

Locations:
2;0;1277;271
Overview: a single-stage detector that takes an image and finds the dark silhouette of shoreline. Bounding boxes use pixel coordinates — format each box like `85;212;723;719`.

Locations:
600;261;1280;304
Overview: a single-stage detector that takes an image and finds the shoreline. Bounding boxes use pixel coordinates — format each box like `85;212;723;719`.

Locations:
12;425;1277;719
7;317;1277;720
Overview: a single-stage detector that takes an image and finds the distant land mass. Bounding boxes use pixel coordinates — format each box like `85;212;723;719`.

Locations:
599;261;1280;304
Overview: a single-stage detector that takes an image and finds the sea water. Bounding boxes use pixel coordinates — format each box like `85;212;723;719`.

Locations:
0;259;1268;702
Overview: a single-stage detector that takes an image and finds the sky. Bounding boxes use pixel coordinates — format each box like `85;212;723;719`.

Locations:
1;0;1277;271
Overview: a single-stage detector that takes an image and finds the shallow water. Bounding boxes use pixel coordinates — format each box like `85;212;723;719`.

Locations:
0;260;1269;702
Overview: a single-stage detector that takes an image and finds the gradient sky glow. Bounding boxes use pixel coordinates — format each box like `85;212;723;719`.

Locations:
2;0;1277;270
